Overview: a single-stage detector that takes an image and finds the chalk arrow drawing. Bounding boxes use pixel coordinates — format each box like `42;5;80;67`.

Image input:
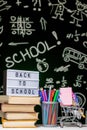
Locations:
0;26;3;34
8;42;29;46
0;5;11;12
0;0;7;7
40;17;47;31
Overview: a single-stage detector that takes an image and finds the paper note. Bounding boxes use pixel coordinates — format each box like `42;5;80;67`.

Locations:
60;87;72;106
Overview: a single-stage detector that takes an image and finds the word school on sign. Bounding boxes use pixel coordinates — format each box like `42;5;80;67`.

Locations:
6;88;39;96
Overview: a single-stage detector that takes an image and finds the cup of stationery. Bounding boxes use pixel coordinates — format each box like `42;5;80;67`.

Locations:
42;101;58;127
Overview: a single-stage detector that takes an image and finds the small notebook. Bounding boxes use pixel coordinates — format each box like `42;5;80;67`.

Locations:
60;87;72;106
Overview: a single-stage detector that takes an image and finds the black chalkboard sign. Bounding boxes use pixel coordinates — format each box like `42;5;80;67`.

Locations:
0;0;87;124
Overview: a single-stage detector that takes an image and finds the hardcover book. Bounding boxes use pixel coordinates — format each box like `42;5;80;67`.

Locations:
1;103;38;112
2;118;37;128
2;112;39;120
0;95;40;104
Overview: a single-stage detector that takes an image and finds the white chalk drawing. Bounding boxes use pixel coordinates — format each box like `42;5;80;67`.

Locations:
56;76;67;87
48;0;71;20
36;58;49;73
62;47;87;70
10;16;35;37
0;85;3;94
73;75;83;87
61;76;67;87
0;17;1;22
73;75;87;89
16;0;22;6
69;0;87;27
52;30;61;45
0;0;7;7
66;30;87;42
5;41;57;68
0;42;3;47
44;78;54;88
8;42;29;46
83;41;87;48
75;92;86;107
40;17;47;31
54;64;70;72
23;5;29;8
0;0;11;12
32;0;41;11
66;30;80;42
0;26;3;34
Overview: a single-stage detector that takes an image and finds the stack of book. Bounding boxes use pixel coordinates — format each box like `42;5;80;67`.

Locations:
0;95;41;128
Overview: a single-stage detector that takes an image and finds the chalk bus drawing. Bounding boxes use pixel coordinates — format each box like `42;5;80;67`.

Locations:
70;0;87;27
62;47;87;70
48;0;71;20
36;58;49;73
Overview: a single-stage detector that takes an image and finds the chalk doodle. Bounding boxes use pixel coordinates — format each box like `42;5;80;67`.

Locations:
0;26;3;34
83;41;87;48
40;17;47;31
16;0;22;6
62;47;87;70
66;30;80;42
8;42;29;46
0;42;3;47
0;15;2;21
0;0;11;12
73;75;87;89
69;0;87;27
5;41;57;68
32;0;41;11
44;78;54;88
56;76;67;87
75;92;86;107
73;75;83;87
36;58;49;73
66;30;87;42
0;85;3;94
10;16;35;37
23;5;29;9
48;0;71;20
54;64;70;72
52;30;61;45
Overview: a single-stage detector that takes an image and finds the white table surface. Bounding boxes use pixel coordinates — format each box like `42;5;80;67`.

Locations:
0;124;87;130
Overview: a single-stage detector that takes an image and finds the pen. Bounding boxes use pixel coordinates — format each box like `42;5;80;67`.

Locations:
50;89;55;101
44;89;47;101
48;86;52;102
53;90;59;102
39;89;44;102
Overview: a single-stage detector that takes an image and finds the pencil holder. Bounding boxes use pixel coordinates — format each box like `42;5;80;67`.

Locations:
42;101;58;127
